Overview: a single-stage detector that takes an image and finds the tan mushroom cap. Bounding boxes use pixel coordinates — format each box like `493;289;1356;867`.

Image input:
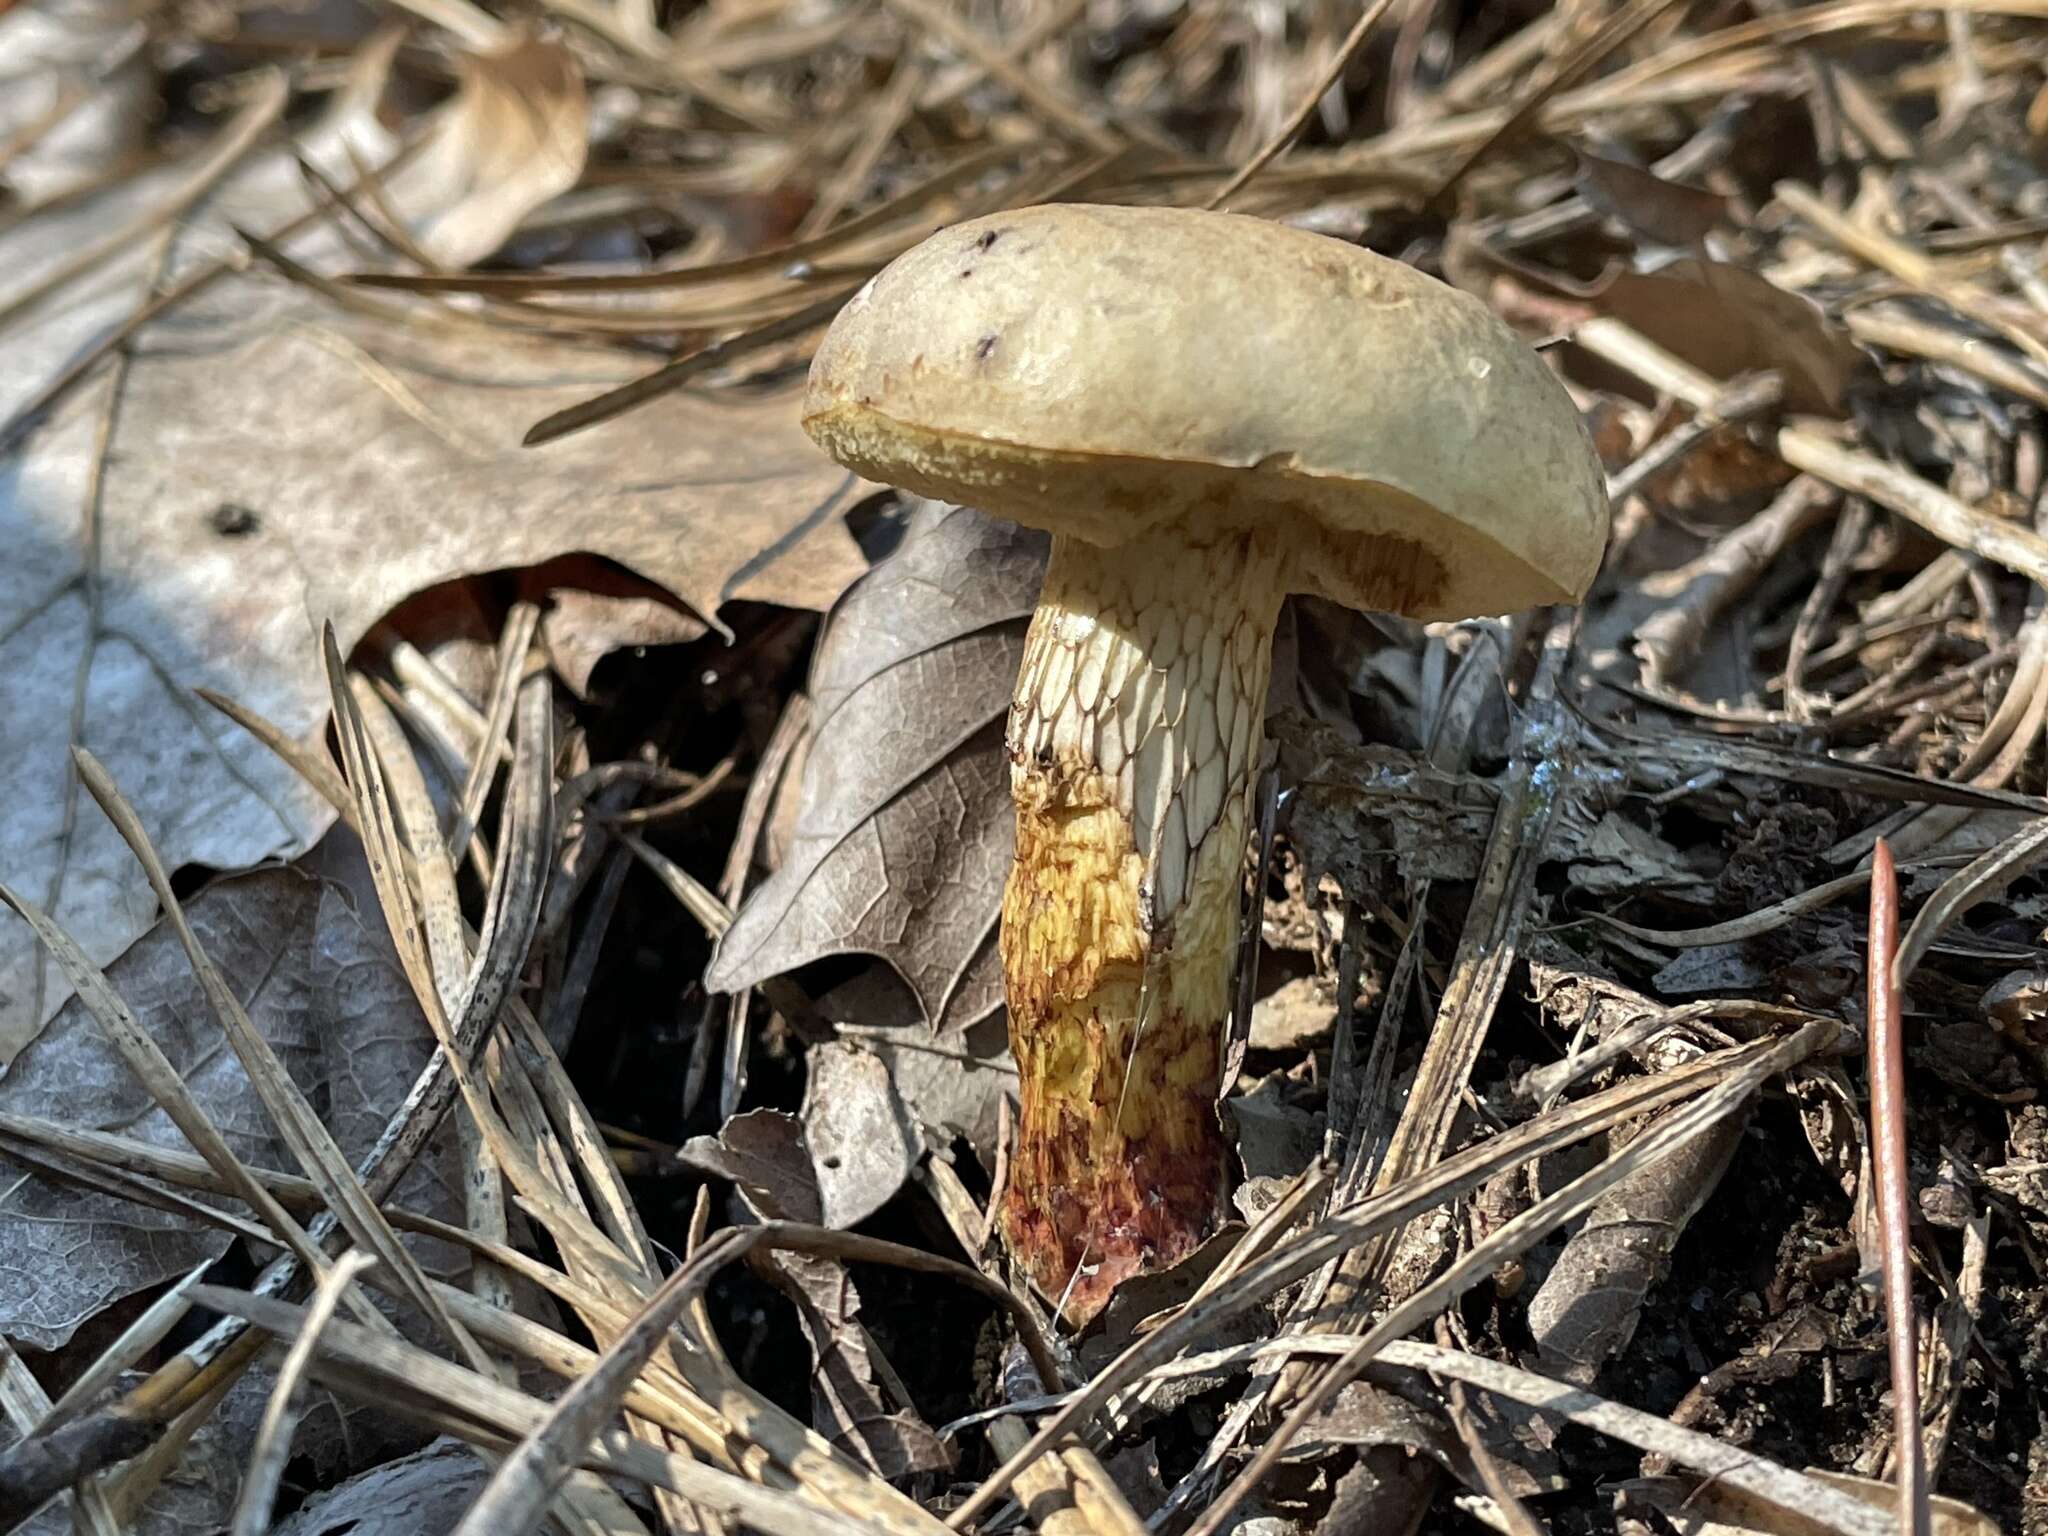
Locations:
804;203;1608;622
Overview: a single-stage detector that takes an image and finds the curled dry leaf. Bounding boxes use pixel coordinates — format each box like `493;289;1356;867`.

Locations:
1272;709;1512;892
1470;243;1864;418
1525;1108;1748;1385
1582;259;1866;418
682;1044;917;1231
300;26;589;270
0;837;462;1351
1573;149;1732;248
678;1091;949;1480
0;0;152;205
708;503;1046;1028
0;153;861;1058
1616;1470;2001;1535
268;1438;491;1536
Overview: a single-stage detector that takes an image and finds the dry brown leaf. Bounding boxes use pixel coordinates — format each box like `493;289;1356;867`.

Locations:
0;836;461;1351
1272;711;1499;892
268;1438;491;1536
0;0;151;206
1573;149;1732;248
1525;1108;1747;1385
1585;258;1866;417
708;503;1044;1028
801;1041;921;1230
829;1007;1013;1168
678;1097;949;1480
1618;1471;2001;1535
300;27;589;269
0;256;859;1060
1468;243;1864;418
1247;976;1336;1053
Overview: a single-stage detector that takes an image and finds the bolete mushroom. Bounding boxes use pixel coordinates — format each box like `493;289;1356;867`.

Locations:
802;203;1608;1322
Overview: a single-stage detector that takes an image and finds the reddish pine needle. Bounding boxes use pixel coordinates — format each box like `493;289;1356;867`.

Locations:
1867;838;1930;1536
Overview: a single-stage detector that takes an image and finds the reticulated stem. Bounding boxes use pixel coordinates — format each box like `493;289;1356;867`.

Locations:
999;523;1287;1321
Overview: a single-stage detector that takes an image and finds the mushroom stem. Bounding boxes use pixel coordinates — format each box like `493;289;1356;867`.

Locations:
999;523;1286;1321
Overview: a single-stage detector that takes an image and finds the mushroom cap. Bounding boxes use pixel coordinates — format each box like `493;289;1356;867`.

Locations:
803;203;1608;621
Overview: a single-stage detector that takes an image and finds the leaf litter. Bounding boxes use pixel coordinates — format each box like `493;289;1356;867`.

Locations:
0;1;2046;1534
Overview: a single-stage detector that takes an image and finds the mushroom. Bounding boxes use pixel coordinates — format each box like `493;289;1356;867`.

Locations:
802;203;1608;1322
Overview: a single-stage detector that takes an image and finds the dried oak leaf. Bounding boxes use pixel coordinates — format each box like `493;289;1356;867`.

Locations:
0;171;860;1060
306;26;588;269
1573;150;1732;248
1587;258;1866;416
0;835;462;1351
269;1439;491;1536
679;1079;949;1481
1460;240;1865;418
708;503;1046;1029
1616;1470;2000;1534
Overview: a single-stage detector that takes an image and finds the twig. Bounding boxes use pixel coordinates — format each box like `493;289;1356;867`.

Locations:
231;1252;377;1536
1575;317;2048;592
1604;371;1784;505
1867;840;1929;1536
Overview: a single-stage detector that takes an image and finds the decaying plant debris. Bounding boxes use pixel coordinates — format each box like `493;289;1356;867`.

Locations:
2;0;2047;1532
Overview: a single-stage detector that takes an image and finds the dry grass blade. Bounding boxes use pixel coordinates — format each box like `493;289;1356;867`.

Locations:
621;829;733;938
0;1337;124;1536
1893;813;2048;986
321;629;628;1274
948;1033;1805;1528
1188;1021;1836;1536
346;670;515;1325
349;142;1025;295
665;1221;1060;1394
0;880;358;1318
1387;1342;1893;1535
457;655;554;1041
231;1251;376;1536
30;1270;203;1434
194;688;355;811
448;601;539;870
1597;867;1878;946
879;0;1122;154
70;747;495;1376
0;70;287;335
206;677;651;1278
1205;0;1400;211
1432;0;1692;199
521;284;863;444
451;1252;710;1536
187;1285;897;1536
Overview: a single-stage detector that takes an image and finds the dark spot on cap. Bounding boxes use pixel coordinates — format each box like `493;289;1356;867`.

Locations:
959;268;975;280
976;334;999;360
210;503;260;537
974;228;1004;252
